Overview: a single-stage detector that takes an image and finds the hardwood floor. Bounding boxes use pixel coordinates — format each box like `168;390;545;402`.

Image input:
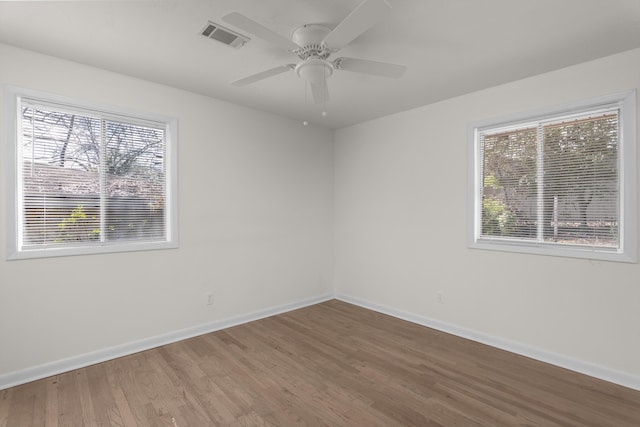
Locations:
1;299;639;426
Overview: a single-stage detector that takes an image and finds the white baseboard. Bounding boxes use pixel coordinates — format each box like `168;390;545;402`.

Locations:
0;293;334;391
4;293;638;392
336;294;640;392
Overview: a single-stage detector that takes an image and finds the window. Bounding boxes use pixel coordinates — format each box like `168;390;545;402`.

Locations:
468;91;636;262
4;86;178;259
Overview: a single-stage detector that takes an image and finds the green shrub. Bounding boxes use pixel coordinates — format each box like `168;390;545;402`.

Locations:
482;198;515;236
56;205;100;242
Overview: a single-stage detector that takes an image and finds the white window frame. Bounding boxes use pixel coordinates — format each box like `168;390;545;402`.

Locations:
467;91;637;263
4;85;179;260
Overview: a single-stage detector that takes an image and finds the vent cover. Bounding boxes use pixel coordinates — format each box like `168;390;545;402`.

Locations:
201;21;249;49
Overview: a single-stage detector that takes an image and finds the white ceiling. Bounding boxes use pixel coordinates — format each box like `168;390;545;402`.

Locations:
1;0;639;129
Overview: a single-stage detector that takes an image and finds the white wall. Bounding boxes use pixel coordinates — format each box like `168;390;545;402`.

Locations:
334;48;640;381
0;44;334;379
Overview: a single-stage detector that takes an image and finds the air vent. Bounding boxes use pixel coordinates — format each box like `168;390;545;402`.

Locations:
201;21;249;49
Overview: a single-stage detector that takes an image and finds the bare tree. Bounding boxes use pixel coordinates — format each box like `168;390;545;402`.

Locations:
22;107;163;177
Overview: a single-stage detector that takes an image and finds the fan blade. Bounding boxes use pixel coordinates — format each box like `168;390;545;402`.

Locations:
310;80;330;104
223;12;300;52
334;57;407;78
322;0;390;50
230;64;295;87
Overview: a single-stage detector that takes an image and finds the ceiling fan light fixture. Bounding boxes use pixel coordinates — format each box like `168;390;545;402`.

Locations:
295;59;333;84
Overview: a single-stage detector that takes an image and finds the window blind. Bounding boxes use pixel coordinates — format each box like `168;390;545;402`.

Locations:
478;108;620;249
19;101;167;250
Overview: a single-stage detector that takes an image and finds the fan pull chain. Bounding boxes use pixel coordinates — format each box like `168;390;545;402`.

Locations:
322;64;327;117
303;80;309;126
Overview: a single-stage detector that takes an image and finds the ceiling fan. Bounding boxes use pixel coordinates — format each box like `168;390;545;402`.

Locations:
222;0;407;105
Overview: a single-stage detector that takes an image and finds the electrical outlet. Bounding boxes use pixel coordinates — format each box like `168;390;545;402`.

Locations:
206;293;214;306
437;291;444;304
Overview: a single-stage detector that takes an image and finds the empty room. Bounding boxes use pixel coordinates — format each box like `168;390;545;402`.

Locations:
1;0;640;425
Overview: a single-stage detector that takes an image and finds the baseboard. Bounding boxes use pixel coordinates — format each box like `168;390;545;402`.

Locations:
5;292;638;392
336;294;640;392
0;293;334;391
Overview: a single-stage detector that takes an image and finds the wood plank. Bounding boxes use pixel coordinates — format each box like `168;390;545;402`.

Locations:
5;382;36;427
104;361;139;427
44;377;59;427
0;387;13;427
1;299;639;426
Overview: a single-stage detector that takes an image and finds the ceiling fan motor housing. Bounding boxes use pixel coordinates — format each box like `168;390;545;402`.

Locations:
292;24;333;59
